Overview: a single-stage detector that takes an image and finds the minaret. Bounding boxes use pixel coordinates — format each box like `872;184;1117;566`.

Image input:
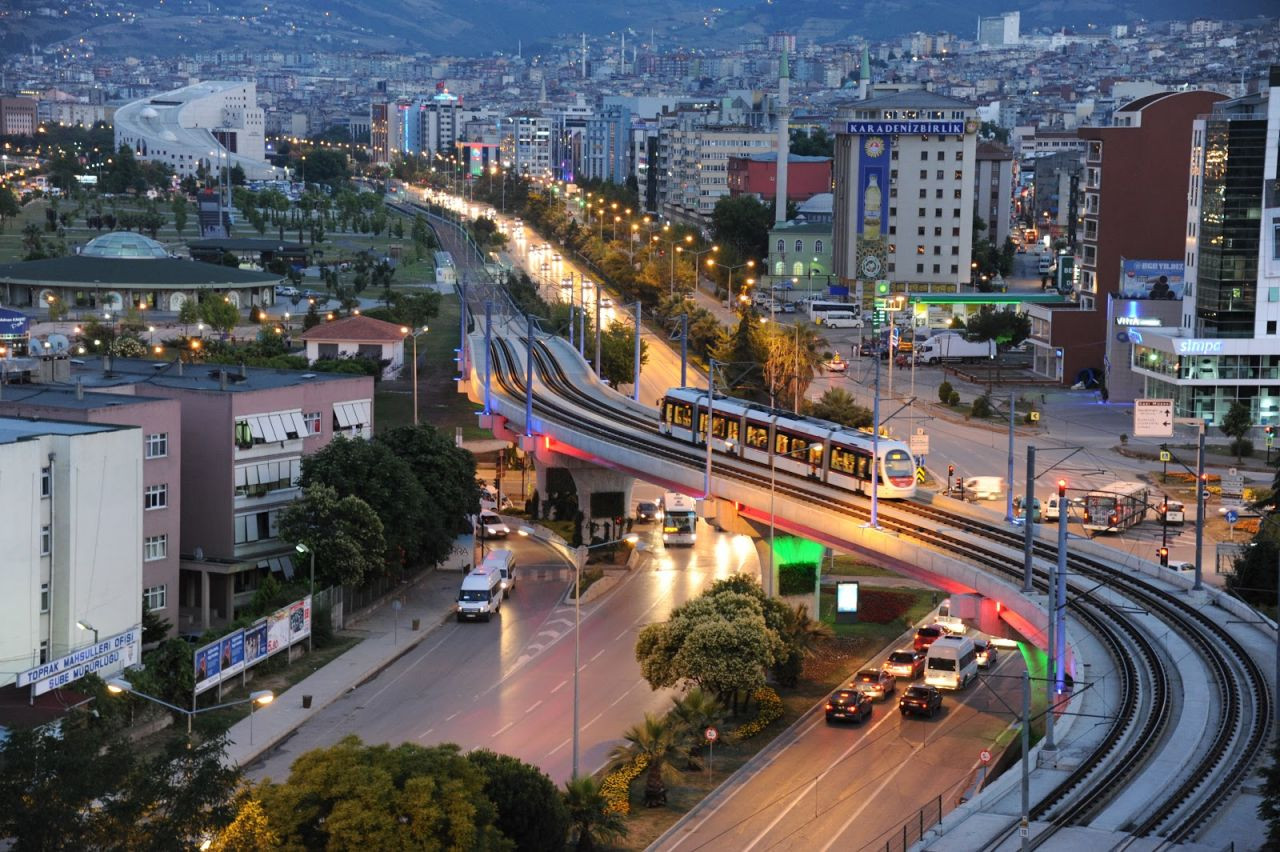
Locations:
620;32;626;75
581;33;587;79
774;46;791;226
858;44;870;99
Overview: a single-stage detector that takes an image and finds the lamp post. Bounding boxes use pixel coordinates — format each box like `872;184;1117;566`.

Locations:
401;325;429;426
710;259;755;311
107;678;273;738
518;527;639;779
75;620;98;645
688;245;719;294
294;542;317;651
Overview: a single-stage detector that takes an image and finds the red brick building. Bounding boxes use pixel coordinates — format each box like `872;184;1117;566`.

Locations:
727;153;831;202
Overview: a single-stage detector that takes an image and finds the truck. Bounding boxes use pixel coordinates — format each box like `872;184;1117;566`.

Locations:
915;334;996;365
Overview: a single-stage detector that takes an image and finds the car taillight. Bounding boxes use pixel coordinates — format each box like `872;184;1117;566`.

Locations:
825;703;833;710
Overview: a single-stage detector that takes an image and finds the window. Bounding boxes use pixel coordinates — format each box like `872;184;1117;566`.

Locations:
304;412;322;434
953;208;960;218
919;188;927;198
933;264;941;274
40;583;49;613
1269;321;1277;335
919;169;928;179
143;584;167;611
40;525;51;556
950;264;958;274
917;226;926;236
1269;287;1279;303
954;169;963;180
935;208;943;218
916;263;924;273
145;433;168;459
814;240;823;254
936;170;944;180
934;227;942;237
40;467;50;497
144;484;168;510
39;640;48;665
920;151;928;161
776;239;785;253
144;534;168;561
933;246;941;255
792;239;802;253
916;245;925;255
918;207;926;217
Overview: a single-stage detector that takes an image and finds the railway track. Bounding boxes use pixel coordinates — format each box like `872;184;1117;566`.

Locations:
480;330;1270;846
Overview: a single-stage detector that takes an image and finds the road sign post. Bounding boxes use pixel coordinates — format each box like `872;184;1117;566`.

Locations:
705;726;718;777
1134;399;1174;437
980;748;992;765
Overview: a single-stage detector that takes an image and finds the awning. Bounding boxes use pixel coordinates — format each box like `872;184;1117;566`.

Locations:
257;555;296;580
333;400;371;428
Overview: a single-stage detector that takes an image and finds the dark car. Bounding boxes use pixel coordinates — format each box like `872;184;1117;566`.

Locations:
851;668;896;701
899;685;943;718
913;624;948;651
636;501;660;523
882;648;926;679
974;639;997;669
825;689;872;724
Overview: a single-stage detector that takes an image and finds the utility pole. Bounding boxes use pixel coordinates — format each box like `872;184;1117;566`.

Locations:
1006;391;1016;523
1023;447;1036;592
632;301;642;401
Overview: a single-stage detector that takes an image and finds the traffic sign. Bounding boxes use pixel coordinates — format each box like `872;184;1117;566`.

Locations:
705;727;719;742
1134;399;1174;437
1226;510;1239;524
979;749;992;765
909;433;930;455
1159;450;1171;462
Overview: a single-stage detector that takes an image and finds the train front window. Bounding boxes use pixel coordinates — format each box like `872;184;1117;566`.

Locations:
883;449;914;479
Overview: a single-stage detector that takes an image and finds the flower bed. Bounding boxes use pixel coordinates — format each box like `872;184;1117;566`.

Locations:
602;754;648;815
730;687;783;743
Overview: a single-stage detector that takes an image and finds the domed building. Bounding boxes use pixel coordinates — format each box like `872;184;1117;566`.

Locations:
0;231;283;313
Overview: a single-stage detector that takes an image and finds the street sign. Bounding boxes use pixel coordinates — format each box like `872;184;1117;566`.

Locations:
909;433;930;455
979;749;992;765
1159;450;1171;462
1134;399;1174;437
1226;510;1239;524
1222;474;1244;501
705;727;719;742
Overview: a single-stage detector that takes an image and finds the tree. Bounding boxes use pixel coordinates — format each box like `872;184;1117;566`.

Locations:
301;148;349;185
761;322;823;408
104;144;146;195
209;798;279;851
598;320;649;389
806;387;872;428
278;484;386;586
1226;523;1278;606
774;603;834;687
142;603;172;645
0;185;19;232
965;306;1030;347
670;687;726;768
200;297;241;336
254;736;505;849
467;749;569;852
297;436;432;568
1220;400;1253;462
711;194;771;259
376;425;479;539
177;298;201;334
171;195;188;236
607;712;684;807
789;127;834;157
563;776;628;852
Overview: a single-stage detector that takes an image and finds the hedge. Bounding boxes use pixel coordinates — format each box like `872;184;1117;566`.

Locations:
601;754;648;815
730;687;783;743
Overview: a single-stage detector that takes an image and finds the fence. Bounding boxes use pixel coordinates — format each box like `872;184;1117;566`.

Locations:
863;795;942;852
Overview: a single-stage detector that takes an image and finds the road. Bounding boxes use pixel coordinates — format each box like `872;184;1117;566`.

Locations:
658;649;1028;852
247;522;762;785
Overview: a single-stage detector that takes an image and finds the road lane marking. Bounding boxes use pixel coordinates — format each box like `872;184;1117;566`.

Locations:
495;721;515;736
818;741;928;852
417;728;434;740
547;737;571;756
526;700;543;714
551;679;568;694
584;712;603;729
591;649;605;662
445;712;458;721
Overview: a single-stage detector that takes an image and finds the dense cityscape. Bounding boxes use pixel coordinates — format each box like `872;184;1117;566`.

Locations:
0;5;1278;850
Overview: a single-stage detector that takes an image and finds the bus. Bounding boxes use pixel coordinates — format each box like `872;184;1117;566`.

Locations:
661;492;698;546
1083;481;1150;533
808;300;860;323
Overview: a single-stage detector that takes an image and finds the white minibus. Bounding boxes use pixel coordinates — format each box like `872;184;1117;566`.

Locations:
924;635;978;690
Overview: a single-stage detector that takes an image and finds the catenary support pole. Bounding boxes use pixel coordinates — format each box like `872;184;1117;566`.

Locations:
483;301;493;413
632;301;642;401
870;349;881;528
1006;391;1016;523
1055;481;1068;695
680;313;688;388
524;314;535;436
1194;425;1206;591
1023;446;1036;592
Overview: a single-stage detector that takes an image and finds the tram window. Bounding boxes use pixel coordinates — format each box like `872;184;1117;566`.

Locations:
746;424;769;449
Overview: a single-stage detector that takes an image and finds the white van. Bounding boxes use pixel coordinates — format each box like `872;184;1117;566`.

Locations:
935;599;967;635
457;565;503;622
1045;496;1061;522
822;312;864;329
481;548;516;598
924;635;978;690
961;476;1003;501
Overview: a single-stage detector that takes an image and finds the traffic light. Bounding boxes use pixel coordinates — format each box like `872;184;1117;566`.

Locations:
876;280;891;296
1157;547;1169;567
947;464;955;492
1057;479;1067;498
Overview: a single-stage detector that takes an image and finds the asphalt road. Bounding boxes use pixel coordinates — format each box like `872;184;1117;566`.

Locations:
247;521;761;785
658;648;1028;852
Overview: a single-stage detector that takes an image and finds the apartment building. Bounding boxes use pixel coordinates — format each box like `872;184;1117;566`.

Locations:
583;105;631;184
831;90;979;303
0;418;142;688
973;141;1014;246
659;119;776;225
0;387;182;639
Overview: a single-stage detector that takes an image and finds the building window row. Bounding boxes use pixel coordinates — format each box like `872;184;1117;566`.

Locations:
144;584;167;612
144;483;168;511
145;432;169;459
145;534;168;562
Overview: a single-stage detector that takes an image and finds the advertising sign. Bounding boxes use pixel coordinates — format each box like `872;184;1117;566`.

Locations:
219;629;246;679
855;133;892;282
243;620;269;667
1120;260;1184;300
17;627;140;688
266;606;291;656
845;121;965;136
194;640;223;695
0;307;29;337
835;581;860;625
290;596;312;642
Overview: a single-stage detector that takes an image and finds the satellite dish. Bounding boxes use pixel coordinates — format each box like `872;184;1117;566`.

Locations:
46;333;70;353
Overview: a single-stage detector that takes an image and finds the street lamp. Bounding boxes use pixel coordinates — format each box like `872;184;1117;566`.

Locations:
76;620;98;644
709;259;755;310
400;325;429;426
688;245;719;294
294;542;317;651
107;678;274;738
518;526;639;778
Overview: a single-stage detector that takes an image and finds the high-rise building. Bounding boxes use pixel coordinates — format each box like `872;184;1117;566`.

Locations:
1126;68;1280;426
583;105;631;184
659;120;776;225
831;90;979;303
973;142;1014;246
977;11;1020;47
0;96;39;136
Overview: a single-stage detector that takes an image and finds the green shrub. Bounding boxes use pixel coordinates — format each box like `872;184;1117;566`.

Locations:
937;380;954;405
778;562;817;596
1230;438;1254;458
730;688;783;743
970;395;993;418
947;389;960;406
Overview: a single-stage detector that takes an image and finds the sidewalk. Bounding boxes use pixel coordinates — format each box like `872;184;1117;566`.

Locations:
222;568;464;769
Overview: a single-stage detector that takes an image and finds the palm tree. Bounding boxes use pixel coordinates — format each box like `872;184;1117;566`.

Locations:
563;775;628;852
607;712;683;807
806;387;872;429
670;688;726;769
782;603;834;657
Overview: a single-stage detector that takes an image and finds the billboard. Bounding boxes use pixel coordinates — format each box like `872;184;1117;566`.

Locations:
18;626;141;696
0;307;29;337
854;133;892;282
194;639;223;695
219;630;246;679
243;620;269;667
1120;260;1184;300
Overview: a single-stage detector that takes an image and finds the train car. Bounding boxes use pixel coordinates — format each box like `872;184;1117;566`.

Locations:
1082;481;1150;533
658;387;916;500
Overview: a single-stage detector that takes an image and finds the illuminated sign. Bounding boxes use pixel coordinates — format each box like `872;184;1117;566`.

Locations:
845;121;966;135
1177;340;1223;354
1116;317;1161;327
836;581;859;613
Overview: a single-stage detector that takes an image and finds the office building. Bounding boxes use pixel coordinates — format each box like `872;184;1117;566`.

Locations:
0;97;38;136
973;142;1014;246
583;105;631;184
977;12;1020;47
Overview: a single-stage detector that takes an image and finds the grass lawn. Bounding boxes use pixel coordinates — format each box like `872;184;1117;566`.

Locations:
612;586;938;849
825;554;905;578
819;585;938;640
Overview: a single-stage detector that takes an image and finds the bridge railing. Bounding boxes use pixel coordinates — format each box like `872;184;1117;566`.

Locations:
862;794;942;852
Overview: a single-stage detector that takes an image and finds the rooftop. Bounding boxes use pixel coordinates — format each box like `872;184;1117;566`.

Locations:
736;152;832;164
71;357;370;394
0;385;172;412
300;314;409;343
0;255;282;289
80;232;171;259
0;416;123;444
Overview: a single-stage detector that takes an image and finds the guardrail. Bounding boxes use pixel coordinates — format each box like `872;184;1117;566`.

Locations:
862;795;942;852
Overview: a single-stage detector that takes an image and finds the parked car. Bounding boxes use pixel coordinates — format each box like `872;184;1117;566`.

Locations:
825;688;872;724
275;285;300;297
823;355;848;373
913;624;949;651
899;684;943;718
882;648;927;679
477;511;510;538
851;668;896;701
974;639;997;669
636;501;661;523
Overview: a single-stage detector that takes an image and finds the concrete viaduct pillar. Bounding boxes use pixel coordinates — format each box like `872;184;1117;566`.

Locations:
531;445;635;529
